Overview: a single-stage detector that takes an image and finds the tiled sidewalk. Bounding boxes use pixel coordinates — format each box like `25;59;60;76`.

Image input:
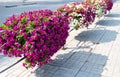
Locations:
1;0;120;77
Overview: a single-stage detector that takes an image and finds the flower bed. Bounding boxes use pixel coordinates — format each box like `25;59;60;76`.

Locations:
0;9;69;68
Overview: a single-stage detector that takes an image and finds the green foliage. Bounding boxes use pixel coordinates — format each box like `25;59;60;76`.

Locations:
24;60;31;68
30;22;36;28
75;16;82;20
26;22;35;35
74;25;80;30
17;35;25;45
0;24;10;30
21;17;28;24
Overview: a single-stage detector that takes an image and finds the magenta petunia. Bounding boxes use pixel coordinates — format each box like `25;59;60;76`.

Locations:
0;9;69;68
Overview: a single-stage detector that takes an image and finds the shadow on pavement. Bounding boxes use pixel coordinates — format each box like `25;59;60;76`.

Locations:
106;13;120;18
33;48;107;77
96;19;120;26
113;0;118;3
75;29;117;43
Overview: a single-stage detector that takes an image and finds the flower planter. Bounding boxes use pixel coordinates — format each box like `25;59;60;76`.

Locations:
0;9;69;68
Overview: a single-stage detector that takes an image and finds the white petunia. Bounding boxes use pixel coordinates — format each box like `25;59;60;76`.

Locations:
76;4;83;9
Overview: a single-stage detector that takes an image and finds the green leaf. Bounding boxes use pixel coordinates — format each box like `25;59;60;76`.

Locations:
74;25;79;30
58;9;64;12
25;27;33;35
43;17;50;22
0;24;10;30
25;22;35;35
40;58;46;62
24;60;31;68
30;22;35;28
62;47;68;50
21;17;28;24
75;16;82;20
17;35;26;45
89;0;94;4
26;27;31;34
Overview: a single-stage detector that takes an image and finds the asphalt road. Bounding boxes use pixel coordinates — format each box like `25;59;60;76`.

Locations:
0;0;84;24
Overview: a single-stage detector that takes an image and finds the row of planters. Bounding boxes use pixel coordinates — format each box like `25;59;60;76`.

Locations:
57;0;113;30
0;0;113;69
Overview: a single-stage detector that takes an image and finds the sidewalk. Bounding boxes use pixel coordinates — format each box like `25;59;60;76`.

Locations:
1;0;120;77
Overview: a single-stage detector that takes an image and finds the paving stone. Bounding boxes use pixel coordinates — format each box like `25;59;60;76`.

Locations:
94;74;101;77
52;67;77;77
75;71;89;77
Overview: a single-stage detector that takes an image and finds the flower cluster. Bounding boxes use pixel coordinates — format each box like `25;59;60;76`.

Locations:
84;0;113;17
85;0;109;17
0;9;69;68
57;2;96;30
103;0;113;11
57;0;113;30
